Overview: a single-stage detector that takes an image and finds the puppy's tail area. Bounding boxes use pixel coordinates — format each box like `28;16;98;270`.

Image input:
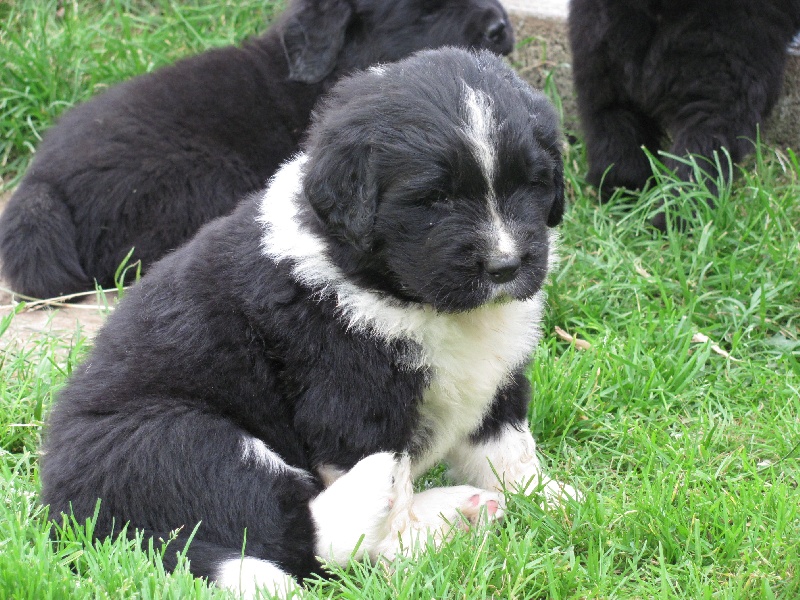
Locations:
135;529;306;599
0;180;92;299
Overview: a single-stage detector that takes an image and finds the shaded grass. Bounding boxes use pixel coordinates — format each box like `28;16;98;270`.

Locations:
1;1;799;598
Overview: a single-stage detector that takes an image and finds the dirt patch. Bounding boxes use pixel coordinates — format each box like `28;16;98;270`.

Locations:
509;14;577;130
0;289;112;349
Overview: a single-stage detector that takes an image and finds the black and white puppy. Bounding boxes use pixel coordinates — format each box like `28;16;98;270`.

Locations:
569;0;800;229
0;0;513;300
40;48;576;598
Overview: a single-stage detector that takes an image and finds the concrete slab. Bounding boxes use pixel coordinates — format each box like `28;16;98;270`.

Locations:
503;0;568;19
503;0;800;149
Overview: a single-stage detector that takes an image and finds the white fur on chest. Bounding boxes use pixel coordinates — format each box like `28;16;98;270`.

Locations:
408;297;544;476
258;156;548;475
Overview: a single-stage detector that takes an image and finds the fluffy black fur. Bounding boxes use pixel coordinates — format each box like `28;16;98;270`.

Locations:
0;0;513;299
40;48;564;591
569;0;800;228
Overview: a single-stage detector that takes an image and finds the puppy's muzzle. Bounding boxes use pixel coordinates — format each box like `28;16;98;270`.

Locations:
482;14;513;55
486;20;508;45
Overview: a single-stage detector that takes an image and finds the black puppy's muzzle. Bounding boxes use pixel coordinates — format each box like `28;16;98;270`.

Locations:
484;17;514;55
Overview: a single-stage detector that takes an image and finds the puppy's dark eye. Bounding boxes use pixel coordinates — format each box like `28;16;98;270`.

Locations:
529;178;548;189
528;170;552;190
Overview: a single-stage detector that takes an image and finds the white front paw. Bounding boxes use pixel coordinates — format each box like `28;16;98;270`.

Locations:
541;478;582;504
508;470;583;507
445;423;583;508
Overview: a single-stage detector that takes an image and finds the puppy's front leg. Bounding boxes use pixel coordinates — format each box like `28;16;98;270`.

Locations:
447;422;579;506
445;371;580;506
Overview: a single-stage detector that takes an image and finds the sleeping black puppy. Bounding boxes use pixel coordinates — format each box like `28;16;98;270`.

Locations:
0;0;513;300
40;48;579;598
569;0;800;228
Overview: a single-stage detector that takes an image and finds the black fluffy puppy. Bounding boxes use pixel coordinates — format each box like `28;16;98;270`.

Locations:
0;0;513;299
569;0;800;228
40;48;579;598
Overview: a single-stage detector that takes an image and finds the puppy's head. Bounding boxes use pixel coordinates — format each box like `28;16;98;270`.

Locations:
280;0;513;84
302;47;564;313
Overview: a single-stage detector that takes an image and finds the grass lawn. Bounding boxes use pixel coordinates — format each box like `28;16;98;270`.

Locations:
2;1;799;598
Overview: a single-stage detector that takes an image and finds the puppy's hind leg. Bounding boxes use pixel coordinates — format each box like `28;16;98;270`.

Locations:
655;113;754;230
582;105;662;202
41;406;324;598
446;422;581;508
309;457;504;564
215;555;302;599
310;453;413;565
150;532;301;600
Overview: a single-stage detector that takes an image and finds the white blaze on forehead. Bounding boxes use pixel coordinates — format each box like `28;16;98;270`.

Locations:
462;83;516;256
462;84;497;188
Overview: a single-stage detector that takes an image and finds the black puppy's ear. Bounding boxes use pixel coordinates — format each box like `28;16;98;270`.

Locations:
280;0;353;83
547;155;565;227
303;146;378;252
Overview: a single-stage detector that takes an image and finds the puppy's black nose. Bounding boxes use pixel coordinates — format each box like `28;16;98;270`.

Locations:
484;254;521;284
486;20;508;45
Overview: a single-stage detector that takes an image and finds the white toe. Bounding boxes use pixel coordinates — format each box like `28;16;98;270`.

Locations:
215;557;299;600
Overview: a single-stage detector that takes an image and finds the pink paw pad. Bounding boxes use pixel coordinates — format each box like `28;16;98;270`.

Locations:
467;494;500;517
485;499;499;516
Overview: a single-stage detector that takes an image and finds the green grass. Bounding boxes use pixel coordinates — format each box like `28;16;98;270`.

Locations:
2;1;800;598
0;0;282;189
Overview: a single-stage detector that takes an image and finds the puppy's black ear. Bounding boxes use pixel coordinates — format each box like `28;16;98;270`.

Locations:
303;146;378;252
280;0;354;83
547;156;565;227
